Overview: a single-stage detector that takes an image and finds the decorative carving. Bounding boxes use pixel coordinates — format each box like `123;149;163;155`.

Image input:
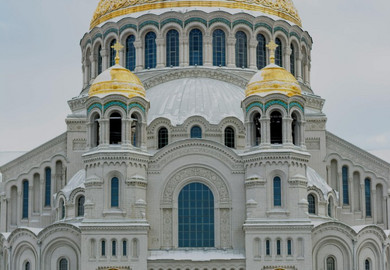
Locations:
162;209;173;248
220;208;231;248
306;138;320;150
73;139;87;151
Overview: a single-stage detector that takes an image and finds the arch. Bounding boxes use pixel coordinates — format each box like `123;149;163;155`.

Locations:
158;127;169;149
77;195;85;217
212;29;226;66
145;31;157;69
224;126;235;148
109;112;122;144
235;31;247;68
189;29;203;66
308;193;316;214
365;178;372;217
22;180;29;219
190;125;202;138
256;33;266;69
125;34;136;71
275;37;283;67
44;167;51;206
166;29;179;67
109;39;117;67
342;166;349;205
270;110;282;144
111;177;119;207
273;176;281;206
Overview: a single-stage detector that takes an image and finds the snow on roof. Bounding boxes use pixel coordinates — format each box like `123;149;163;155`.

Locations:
307;167;333;199
148;249;245;261
60;169;86;199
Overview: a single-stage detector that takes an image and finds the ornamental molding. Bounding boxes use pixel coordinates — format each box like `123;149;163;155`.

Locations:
83;150;150;167
305;118;326;131
242;151;310;168
97;267;131;270
80;224;149;231
312;221;357;240
243;223;313;231
147;261;245;268
68;95;88;112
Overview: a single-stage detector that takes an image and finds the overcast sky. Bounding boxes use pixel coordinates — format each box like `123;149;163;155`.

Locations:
0;0;390;161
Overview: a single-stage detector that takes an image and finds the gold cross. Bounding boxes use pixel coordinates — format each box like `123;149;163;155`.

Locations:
266;41;279;64
111;41;124;65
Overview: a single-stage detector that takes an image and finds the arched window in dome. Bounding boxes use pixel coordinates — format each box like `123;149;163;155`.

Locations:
365;259;370;270
256;33;266;69
110;39;116;67
77;195;85;217
111;177;119;207
131;113;141;147
365;178;371;217
22;180;29;219
45;167;51;206
145;32;157;69
178;182;214;247
109;112;122;144
59;258;68;270
326;257;335;270
158;127;168;149
126;35;136;71
275;38;283;67
290;44;296;76
308;194;316;214
252;112;261;146
342;166;349;205
189;29;203;66
190;126;202;138
25;261;30;270
213;29;226;66
97;45;102;75
91;114;100;147
235;31;247;68
224;127;235;148
273;177;281;206
291;112;299;146
270;111;282;144
166;29;179;67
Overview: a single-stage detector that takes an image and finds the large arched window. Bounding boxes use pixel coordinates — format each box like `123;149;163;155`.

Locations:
145;32;157;69
224;127;235;148
77;196;85;217
59;258;68;270
290;44;296;76
235;31;247;68
189;29;203;66
308;194;316;214
109;112;122;144
45;167;51;206
131;113;140;147
25;261;30;270
273;177;282;206
109;39;116;67
178;182;214;247
126;35;136;71
342;166;349;205
22;180;29;219
275;38;283;67
365;259;370;270
111;177;119;207
91;113;100;147
253;112;261;146
97;45;102;75
212;29;226;66
256;33;266;69
365;178;371;217
158;127;168;149
270;111;282;144
326;257;335;270
166;29;179;67
190;126;202;138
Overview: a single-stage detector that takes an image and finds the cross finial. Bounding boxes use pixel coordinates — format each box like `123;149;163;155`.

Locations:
266;41;279;64
111;41;124;65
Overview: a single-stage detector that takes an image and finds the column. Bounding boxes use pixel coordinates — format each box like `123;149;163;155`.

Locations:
360;183;365;219
349;176;353;212
82;60;88;87
284;116;293;145
119;50;125;66
338;171;343;205
304;60;309;85
372;188;377;223
134;40;143;71
249;38;257;70
183;39;189;66
100;119;109;145
141;122;147;149
179;37;185;67
86;122;92;149
299;120;306;149
204;34;212;66
28;185;33;220
101;49;109;71
245;121;252;148
296;54;303;82
284;46;292;72
17;190;22;225
123;118;132;146
156;37;165;68
260;118;270;146
90;55;96;80
383;196;387;228
227;36;236;68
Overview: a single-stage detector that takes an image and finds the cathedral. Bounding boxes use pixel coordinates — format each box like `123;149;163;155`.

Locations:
1;0;390;269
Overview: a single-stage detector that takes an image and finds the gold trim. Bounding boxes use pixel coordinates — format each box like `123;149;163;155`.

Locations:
90;0;301;29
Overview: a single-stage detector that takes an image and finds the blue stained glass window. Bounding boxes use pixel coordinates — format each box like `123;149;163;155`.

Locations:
45;167;51;206
287;239;292;255
213;29;226;66
112;240;117;256
365;178;371;217
178;182;214;247
275;38;283;67
365;259;370;270
166;29;179;67
158;127;168;149
342;166;349;205
277;240;281;255
59;258;68;270
145;32;157;69
22;180;28;219
224;127;235;148
123;240;127;256
110;39;116;67
126;35;136;71
77;196;85;217
308;194;316;214
328;198;332;217
266;240;271;255
189;29;203;66
235;31;247;68
61;199;65;219
290;44;296;76
97;45;102;75
111;177;119;207
273;177;281;206
101;240;106;256
190;126;202;138
256;34;266;69
25;262;30;270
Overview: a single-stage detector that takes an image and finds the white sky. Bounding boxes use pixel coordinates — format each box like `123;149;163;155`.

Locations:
0;0;390;161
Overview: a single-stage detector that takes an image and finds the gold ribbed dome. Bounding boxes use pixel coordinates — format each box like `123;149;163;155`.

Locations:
90;0;301;29
88;64;146;98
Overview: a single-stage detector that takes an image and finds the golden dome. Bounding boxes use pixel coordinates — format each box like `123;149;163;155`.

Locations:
90;0;301;29
88;64;146;98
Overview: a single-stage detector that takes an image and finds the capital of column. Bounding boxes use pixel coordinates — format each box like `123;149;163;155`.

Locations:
100;49;109;57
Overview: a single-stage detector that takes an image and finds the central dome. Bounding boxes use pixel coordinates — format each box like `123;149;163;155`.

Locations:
91;0;301;29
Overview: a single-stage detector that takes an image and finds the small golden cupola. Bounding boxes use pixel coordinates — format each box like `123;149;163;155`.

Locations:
88;42;146;98
245;41;302;97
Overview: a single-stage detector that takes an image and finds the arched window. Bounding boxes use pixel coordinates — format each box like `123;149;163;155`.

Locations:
109;39;116;67
91;114;100;147
101;240;106;256
287;239;292;255
60;199;65;219
276;239;281;255
342;166;349;205
126;35;136;71
365;259;370;270
326;257;335;270
122;240;127;256
253;112;261;146
308;194;316;214
190;126;202;138
265;239;271;255
328;197;333;217
178;183;214;247
213;29;226;66
22;180;28;219
256;33;266;69
25;261;30;270
275;38;283;67
270;111;282;144
291;112;299;145
77;196;85;217
145;32;157;69
224;127;235;148
158;127;168;149
131;113;140;147
109;112;122;144
290;44;296;76
166;29;179;67
59;258;68;270
45;167;51;206
111;177;119;207
97;45;102;75
189;29;203;66
235;31;247;68
273;177;281;206
112;240;117;256
365;178;371;217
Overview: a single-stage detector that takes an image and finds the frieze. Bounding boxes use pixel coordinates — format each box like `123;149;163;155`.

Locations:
68;95;88;112
305;118;326;131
